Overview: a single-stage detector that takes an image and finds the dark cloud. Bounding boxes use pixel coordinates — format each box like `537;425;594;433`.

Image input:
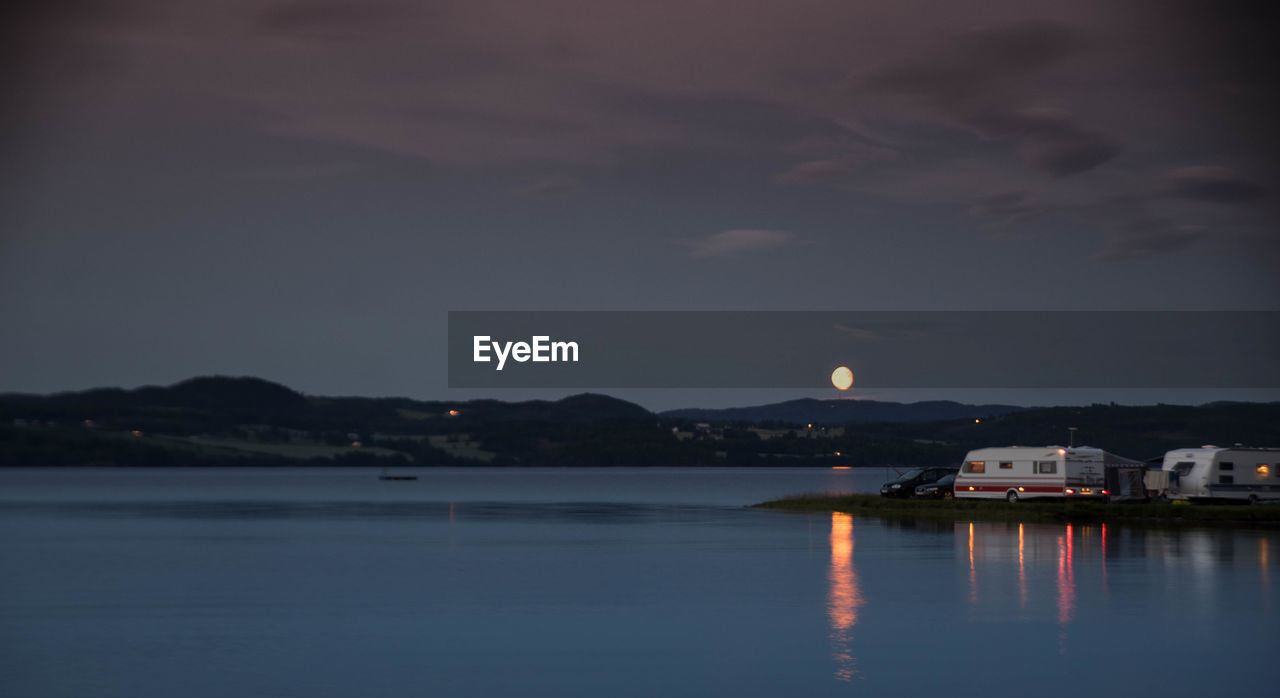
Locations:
513;175;580;198
775;136;900;184
864;20;1086;98
774;159;852;184
1093;220;1210;262
1;0;152;106
968;182;1236;261
1162;166;1265;204
1167;0;1280;81
968;190;1040;222
965;107;1122;177
1021;134;1122;177
832;322;939;342
977;114;1121;175
1125;1;1280;174
257;1;419;39
859;20;1121;177
685;229;797;258
5;0;151;27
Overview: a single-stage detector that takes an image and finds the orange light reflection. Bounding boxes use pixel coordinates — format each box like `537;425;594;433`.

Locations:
968;522;977;606
1057;525;1076;636
1018;523;1027;609
828;513;863;682
1101;523;1109;599
1262;538;1271;614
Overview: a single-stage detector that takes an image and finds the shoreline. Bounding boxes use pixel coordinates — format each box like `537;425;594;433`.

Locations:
751;493;1280;528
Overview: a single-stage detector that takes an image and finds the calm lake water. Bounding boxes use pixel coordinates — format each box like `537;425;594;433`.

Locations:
1;467;1276;697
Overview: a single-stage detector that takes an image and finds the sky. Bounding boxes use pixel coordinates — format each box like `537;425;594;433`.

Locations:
1;0;1277;410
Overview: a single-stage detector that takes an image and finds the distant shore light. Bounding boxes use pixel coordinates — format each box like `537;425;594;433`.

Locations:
831;366;853;391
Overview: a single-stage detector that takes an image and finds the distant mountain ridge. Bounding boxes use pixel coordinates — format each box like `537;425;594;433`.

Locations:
3;376;1279;468
1;376;651;425
8;377;1033;426
662;398;1027;424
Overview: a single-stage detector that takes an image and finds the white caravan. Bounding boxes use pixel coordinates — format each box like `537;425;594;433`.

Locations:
954;446;1139;503
1160;447;1280;504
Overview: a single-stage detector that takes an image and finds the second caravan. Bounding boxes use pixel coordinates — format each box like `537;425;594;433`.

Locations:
1159;447;1280;503
953;446;1141;502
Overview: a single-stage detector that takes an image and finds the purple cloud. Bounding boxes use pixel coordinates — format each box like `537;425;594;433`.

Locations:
1162;166;1265;204
685;229;797;258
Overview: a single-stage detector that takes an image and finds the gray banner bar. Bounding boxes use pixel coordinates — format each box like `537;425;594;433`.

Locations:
448;311;1280;388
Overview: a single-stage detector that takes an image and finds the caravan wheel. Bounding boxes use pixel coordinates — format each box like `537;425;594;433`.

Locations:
1006;490;1019;503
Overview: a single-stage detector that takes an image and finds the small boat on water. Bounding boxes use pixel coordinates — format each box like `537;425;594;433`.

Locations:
378;465;417;481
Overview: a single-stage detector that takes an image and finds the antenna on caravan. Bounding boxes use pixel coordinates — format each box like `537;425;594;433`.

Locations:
1068;426;1078;448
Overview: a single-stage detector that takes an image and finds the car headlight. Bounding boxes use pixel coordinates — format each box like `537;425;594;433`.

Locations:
891;483;900;489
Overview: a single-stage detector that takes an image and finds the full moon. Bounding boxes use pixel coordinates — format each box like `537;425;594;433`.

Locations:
831;366;853;391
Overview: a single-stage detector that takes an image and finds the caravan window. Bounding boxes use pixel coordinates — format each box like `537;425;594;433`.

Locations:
1259;464;1271;479
1173;462;1196;476
999;461;1013;469
1219;475;1234;484
965;461;985;473
1037;461;1057;474
1219;462;1234;471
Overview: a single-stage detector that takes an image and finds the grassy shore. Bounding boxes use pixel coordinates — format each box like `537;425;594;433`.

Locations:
752;494;1280;527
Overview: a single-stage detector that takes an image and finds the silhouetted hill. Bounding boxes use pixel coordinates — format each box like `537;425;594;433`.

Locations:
24;376;307;413
159;376;308;412
3;377;1278;468
0;379;658;467
662;398;1026;424
0;378;652;435
442;394;651;424
910;402;1280;461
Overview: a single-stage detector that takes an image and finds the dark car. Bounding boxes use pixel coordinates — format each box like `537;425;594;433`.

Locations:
879;468;957;498
914;472;956;499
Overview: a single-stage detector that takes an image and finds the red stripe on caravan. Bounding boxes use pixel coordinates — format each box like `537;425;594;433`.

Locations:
960;485;1063;493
